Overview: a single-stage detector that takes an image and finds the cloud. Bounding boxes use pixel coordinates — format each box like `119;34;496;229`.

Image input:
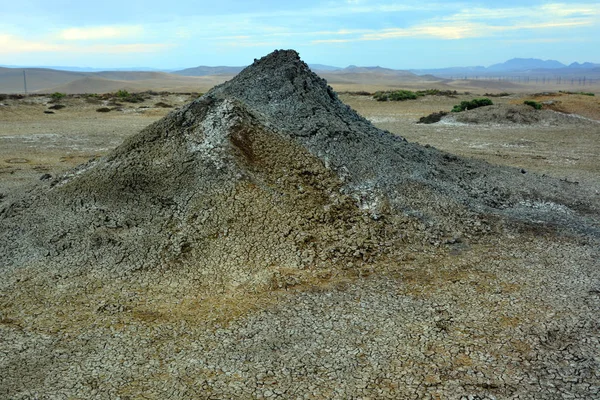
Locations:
59;25;143;41
447;3;599;22
0;34;171;54
0;34;65;52
310;2;600;44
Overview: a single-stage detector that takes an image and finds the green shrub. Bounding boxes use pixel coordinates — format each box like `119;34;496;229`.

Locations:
96;107;111;113
50;92;66;100
113;89;144;103
373;90;418;102
524;100;543;110
559;91;595;96
484;92;511;97
451;98;493;112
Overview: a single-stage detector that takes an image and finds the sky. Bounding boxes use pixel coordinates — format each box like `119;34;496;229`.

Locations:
1;0;599;69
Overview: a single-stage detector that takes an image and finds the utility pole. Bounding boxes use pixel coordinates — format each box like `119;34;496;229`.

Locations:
23;70;28;95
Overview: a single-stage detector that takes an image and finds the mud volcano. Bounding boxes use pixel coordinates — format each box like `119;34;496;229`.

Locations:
1;50;599;399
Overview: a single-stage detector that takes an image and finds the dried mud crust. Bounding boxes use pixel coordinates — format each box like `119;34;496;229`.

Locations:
1;236;598;399
441;103;600;126
1;50;600;399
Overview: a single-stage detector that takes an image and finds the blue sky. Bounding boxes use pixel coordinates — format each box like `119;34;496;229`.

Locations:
1;1;599;69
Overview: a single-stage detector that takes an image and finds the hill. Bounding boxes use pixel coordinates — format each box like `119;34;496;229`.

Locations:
172;65;245;76
487;58;566;71
0;67;85;93
411;58;600;78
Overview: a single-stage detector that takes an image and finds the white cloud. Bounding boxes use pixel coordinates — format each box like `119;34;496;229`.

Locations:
59;25;143;41
311;2;600;44
0;34;171;54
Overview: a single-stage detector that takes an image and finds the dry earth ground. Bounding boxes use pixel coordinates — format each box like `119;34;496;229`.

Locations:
340;91;600;193
1;84;600;399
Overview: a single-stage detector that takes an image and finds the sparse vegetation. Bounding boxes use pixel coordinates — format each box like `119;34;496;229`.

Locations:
85;96;102;104
415;89;459;97
524;100;543;110
114;89;145;103
373;90;418;102
484;92;512;97
451;98;493;112
50;92;67;101
373;89;462;101
559;91;595;97
48;104;66;110
96;107;111;113
154;102;173;108
0;94;7;101
418;111;448;124
350;91;373;96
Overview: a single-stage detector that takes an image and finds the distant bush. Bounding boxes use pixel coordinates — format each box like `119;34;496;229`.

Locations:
48;104;66;110
373;90;418;102
523;100;543;110
0;94;7;101
114;89;144;103
415;89;455;96
451;98;493;112
50;92;66;101
484;92;512;97
416;89;459;97
417;111;448;124
350;91;372;96
560;91;595;96
96;107;111;113
154;102;173;108
85;97;101;104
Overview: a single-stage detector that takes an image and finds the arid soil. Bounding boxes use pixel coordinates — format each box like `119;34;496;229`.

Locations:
1;54;599;400
2;91;598;195
342;92;600;192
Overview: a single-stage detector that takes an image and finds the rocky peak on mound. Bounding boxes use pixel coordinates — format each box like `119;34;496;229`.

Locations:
1;50;599;291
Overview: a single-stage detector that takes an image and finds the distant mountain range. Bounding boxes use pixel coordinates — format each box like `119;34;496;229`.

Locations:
3;58;599;77
171;58;600;78
1;57;599;93
410;58;600;77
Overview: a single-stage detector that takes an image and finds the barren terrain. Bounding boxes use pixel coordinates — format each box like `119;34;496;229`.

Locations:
2;89;598;196
1;58;599;400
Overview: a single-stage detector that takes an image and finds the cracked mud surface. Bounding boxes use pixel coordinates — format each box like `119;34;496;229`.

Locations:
1;51;599;399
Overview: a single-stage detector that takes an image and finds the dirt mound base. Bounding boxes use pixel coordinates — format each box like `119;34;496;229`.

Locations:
442;104;598;126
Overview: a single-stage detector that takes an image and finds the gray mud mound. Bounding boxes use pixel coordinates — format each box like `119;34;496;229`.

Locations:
441;103;599;126
1;50;599;399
